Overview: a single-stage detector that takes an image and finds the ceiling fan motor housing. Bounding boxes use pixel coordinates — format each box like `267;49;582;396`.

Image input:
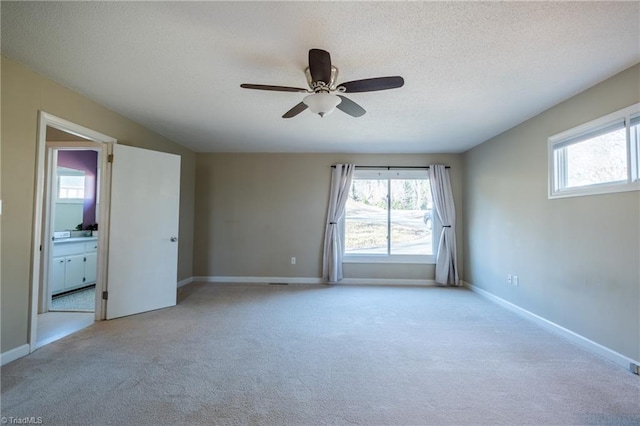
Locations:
305;66;341;93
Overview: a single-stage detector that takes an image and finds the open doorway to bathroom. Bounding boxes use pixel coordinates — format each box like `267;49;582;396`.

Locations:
36;126;101;348
49;148;99;312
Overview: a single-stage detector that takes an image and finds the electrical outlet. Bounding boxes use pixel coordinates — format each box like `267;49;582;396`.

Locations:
513;275;519;286
291;257;296;265
507;274;512;285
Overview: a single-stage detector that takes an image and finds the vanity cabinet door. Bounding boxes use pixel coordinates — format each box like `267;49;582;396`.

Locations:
65;254;86;289
51;257;66;295
85;252;97;284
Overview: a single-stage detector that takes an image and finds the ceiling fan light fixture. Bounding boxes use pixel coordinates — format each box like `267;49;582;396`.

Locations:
303;93;342;117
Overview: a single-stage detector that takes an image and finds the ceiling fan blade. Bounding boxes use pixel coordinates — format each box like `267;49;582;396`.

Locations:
282;102;308;118
336;95;366;118
241;84;308;93
308;49;332;84
338;76;405;93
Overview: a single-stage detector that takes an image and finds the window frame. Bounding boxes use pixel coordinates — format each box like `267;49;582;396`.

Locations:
342;168;438;265
548;102;640;199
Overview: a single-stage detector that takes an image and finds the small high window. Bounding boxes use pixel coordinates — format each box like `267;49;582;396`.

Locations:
549;103;640;198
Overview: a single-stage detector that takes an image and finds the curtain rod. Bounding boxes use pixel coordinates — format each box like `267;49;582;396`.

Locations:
331;165;450;169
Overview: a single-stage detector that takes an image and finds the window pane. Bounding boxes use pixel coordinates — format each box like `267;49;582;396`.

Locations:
565;127;627;187
345;179;388;254
59;175;85;199
390;179;433;255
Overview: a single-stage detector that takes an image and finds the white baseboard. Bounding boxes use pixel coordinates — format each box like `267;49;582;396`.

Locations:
193;276;324;285
463;280;639;372
1;344;30;366
177;277;194;288
192;276;435;286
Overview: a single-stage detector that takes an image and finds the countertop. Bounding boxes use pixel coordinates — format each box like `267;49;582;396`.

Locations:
53;236;98;244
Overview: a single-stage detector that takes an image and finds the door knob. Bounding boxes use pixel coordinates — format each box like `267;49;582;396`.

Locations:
170;237;178;242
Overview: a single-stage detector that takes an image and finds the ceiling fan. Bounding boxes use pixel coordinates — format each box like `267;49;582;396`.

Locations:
240;49;404;118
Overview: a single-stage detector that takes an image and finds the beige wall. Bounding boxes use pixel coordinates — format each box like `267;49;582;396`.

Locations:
463;64;640;360
1;57;196;353
194;153;464;280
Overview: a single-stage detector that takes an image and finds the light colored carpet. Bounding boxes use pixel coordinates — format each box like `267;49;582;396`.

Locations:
50;285;95;312
1;283;638;425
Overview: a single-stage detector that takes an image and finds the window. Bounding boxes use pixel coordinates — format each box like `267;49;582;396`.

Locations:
549;102;640;198
344;169;436;263
57;167;86;200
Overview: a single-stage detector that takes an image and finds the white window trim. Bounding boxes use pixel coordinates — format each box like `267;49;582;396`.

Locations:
343;168;437;264
548;102;640;199
343;254;435;264
56;198;84;205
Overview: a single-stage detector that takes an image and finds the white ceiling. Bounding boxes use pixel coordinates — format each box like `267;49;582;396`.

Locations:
2;2;639;154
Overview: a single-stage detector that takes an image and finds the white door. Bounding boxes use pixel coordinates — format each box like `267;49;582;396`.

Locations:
106;144;180;320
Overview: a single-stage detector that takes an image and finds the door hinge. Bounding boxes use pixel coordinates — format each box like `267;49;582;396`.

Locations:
107;154;114;163
102;291;109;300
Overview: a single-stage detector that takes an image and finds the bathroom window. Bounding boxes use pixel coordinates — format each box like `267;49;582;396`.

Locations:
57;168;86;200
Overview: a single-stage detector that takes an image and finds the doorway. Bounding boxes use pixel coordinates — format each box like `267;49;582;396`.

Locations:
35;144;101;348
30;111;181;353
47;148;99;314
30;112;116;351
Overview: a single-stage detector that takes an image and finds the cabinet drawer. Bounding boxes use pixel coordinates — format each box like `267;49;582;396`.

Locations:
53;242;85;257
85;242;98;253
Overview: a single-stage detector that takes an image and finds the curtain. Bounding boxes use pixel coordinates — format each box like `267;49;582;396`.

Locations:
322;164;355;283
429;164;460;286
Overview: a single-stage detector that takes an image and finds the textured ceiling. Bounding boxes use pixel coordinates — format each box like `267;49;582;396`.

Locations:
2;2;639;153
